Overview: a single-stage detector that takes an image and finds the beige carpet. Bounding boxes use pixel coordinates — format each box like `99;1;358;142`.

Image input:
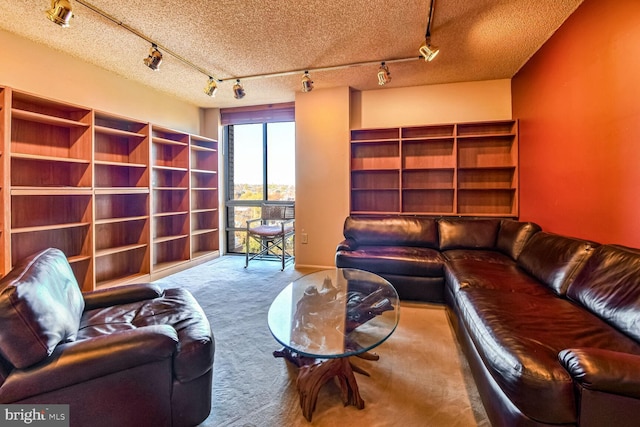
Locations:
153;256;489;427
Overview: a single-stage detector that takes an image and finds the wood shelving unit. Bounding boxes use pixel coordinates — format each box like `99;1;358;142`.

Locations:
151;126;190;272
401;124;456;215
350;120;518;217
350;128;401;213
93;111;150;288
0;86;220;290
190;135;219;259
456;121;518;215
9;90;94;290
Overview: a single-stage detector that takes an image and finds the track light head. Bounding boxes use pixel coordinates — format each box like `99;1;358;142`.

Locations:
301;71;314;93
233;80;245;99
377;62;391;85
419;38;439;62
144;45;163;70
46;0;73;28
204;77;218;97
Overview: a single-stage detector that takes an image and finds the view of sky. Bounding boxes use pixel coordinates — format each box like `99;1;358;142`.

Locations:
233;122;296;185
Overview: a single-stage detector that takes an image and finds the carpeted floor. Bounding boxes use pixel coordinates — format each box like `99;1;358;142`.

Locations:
153;255;490;427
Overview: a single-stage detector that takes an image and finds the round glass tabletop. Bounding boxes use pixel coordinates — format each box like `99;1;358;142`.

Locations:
268;268;400;358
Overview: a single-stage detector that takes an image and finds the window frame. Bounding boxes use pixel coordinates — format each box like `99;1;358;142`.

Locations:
222;111;295;254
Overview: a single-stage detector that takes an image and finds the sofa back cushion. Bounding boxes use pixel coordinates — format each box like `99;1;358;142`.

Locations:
567;244;640;343
342;216;439;248
496;220;542;260
438;218;500;251
0;248;85;368
517;232;597;295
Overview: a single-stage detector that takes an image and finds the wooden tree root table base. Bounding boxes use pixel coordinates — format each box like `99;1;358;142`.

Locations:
274;348;379;421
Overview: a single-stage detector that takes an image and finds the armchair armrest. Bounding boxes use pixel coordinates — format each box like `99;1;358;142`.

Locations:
559;347;640;399
83;283;164;310
0;325;178;402
336;238;357;252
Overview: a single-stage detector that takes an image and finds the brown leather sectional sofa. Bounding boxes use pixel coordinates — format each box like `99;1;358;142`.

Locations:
336;216;640;427
0;248;214;427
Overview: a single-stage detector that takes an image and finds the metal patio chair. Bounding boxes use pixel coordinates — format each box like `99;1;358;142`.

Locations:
245;203;295;270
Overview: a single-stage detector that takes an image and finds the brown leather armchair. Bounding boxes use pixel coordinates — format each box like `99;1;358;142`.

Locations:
0;248;214;427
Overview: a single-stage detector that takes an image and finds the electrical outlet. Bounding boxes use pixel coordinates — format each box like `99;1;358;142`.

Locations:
301;233;308;244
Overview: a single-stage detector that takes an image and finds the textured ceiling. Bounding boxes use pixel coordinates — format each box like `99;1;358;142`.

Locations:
1;0;584;108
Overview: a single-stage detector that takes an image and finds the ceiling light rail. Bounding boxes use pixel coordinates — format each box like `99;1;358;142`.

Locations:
46;0;433;99
218;57;421;83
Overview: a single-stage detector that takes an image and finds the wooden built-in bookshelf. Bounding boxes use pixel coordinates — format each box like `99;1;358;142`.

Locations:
350;120;518;217
0;86;220;290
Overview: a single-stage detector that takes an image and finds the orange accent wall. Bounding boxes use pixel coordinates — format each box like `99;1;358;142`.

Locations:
512;0;640;247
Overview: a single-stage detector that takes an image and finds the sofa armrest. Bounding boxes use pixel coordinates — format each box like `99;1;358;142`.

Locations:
0;325;178;402
83;283;164;310
559;347;640;399
336;238;357;251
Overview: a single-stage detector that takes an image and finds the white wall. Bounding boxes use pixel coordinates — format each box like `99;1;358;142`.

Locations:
0;29;201;133
352;79;512;129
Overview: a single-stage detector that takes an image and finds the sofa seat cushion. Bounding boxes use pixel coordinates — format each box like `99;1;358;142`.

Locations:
0;248;85;369
336;246;445;277
79;288;214;383
444;259;554;295
442;249;514;264
456;288;640;425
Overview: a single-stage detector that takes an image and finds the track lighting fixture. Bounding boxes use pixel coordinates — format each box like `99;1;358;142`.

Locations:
143;44;163;70
419;38;439;62
419;0;440;62
44;0;427;99
204;77;218;97
377;62;391;85
233;80;245;99
143;44;163;71
301;71;314;93
46;0;73;28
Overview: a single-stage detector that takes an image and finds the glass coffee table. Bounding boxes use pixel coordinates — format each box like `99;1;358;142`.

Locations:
268;268;400;421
